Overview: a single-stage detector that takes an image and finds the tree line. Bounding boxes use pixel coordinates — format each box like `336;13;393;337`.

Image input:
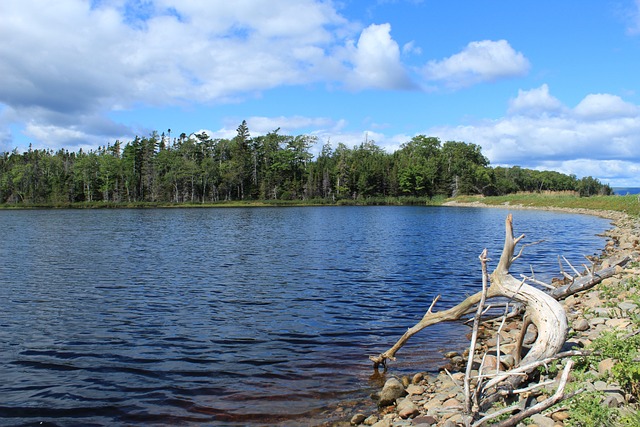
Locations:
0;121;612;205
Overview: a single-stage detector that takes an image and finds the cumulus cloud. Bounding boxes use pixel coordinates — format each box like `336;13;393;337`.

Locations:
0;0;540;153
508;84;565;116
428;85;640;184
346;23;416;90
0;0;354;151
423;40;530;89
573;93;639;119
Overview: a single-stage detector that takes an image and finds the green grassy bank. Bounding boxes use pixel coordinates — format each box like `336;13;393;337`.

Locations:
450;193;640;216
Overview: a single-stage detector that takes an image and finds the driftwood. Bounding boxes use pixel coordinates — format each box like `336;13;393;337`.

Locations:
369;213;625;422
483;214;568;391
370;214;568;374
550;256;630;299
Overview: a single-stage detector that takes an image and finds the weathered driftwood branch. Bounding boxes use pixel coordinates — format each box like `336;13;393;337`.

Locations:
369;288;499;368
550;255;629;299
464;249;490;415
475;360;575;427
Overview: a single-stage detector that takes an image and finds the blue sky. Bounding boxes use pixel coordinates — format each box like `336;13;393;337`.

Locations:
1;0;640;186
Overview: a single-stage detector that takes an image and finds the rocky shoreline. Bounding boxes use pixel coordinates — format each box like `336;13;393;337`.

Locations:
322;203;640;427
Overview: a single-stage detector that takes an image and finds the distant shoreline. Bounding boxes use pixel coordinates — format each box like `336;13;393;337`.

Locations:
442;199;628;221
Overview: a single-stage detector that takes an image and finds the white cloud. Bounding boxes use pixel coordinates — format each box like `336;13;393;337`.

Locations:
574;93;639;119
402;40;422;55
346;23;416;90
0;1;432;151
246;116;337;135
0;0;357;150
427;86;640;185
423;40;530;89
508;84;565;116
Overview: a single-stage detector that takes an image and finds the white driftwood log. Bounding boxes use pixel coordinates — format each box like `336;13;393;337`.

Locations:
486;214;568;384
370;214;569;394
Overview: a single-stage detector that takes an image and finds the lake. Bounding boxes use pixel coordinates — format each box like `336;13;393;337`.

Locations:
0;206;611;426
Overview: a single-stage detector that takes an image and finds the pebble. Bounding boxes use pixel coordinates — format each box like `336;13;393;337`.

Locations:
530;414;555;427
598;358;616;376
573;318;590;331
412;415;437;426
619;301;637;312
364;414;379;425
396;398;419;419
412;373;424;385
351;413;367;425
406;385;425;395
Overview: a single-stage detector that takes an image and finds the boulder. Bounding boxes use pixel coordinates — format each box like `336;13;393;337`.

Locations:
378;377;406;407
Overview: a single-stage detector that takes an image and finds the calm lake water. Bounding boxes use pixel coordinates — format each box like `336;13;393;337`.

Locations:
0;206;611;426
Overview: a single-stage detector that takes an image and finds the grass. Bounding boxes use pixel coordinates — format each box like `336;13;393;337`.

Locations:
450;194;640;216
0;195;447;209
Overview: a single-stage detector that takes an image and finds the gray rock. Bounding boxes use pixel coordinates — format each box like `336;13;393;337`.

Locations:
378;378;406;407
593;307;612;317
603;393;625;407
573;318;590;331
530;413;555;427
619;301;637;312
523;330;538;344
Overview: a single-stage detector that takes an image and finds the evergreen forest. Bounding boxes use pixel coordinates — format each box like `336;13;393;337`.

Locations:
0;121;612;206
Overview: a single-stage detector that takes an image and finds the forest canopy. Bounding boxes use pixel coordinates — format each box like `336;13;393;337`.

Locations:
0;121;612;205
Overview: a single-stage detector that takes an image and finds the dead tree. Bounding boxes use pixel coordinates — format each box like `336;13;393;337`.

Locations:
370;214;568;375
368;213;634;425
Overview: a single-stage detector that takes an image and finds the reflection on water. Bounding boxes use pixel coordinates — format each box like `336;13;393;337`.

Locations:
0;206;609;425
